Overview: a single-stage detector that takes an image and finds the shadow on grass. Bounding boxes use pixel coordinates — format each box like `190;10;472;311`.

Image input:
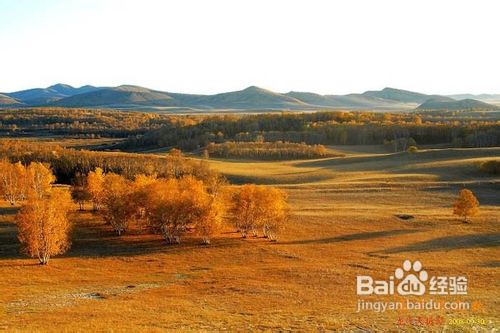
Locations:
383;233;500;253
478;261;500;268
0;212;243;262
278;229;423;245
0;220;21;259
0;206;19;215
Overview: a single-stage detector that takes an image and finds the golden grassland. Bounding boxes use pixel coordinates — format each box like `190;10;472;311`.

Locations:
0;145;499;331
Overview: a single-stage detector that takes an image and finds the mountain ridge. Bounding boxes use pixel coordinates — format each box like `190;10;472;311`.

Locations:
2;84;499;111
3;84;100;106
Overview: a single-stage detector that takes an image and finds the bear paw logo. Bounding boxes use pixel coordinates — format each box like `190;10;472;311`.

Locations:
395;260;428;296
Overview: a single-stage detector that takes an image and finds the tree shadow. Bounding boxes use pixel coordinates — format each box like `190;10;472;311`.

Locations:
478;261;500;268
278;229;423;245
382;233;500;253
0;206;19;216
0;213;243;261
64;225;243;258
0;220;21;259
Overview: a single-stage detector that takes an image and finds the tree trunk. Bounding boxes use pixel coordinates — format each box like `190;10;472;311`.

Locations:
39;255;49;265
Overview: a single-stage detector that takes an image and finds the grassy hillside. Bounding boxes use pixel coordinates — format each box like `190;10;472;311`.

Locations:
4;84;100;106
205;146;500;185
200;86;308;109
362;87;438;103
285;91;343;107
0;94;21;106
417;98;498;111
0;145;498;331
52;85;175;107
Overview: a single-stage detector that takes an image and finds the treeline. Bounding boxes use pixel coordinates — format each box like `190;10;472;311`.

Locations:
0;161;289;264
2;109;498;150
207;141;338;160
0;160;56;205
79;169;287;243
0;108;170;137
0;140;221;184
80;168;226;243
122;111;500;151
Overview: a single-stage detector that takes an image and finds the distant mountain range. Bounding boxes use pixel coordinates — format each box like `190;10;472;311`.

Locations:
1;84;498;111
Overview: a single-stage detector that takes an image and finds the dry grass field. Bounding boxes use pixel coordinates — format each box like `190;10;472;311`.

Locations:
0;145;498;331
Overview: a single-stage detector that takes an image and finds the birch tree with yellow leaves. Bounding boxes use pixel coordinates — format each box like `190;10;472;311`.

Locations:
16;188;73;265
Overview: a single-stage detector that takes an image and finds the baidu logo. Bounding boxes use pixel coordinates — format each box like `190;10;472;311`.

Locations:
356;260;467;296
395;260;428;296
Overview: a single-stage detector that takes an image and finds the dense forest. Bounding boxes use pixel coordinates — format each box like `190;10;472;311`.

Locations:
123;111;499;151
1;108;499;152
207;141;338;160
0;140;222;185
0;108;169;137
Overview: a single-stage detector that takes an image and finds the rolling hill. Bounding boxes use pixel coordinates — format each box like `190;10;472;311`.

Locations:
2;84;499;111
52;86;307;109
328;93;407;108
417;98;499;111
52;85;175;107
3;84;100;105
0;94;22;106
285;88;438;108
285;91;343;107
362;87;433;103
199;86;307;109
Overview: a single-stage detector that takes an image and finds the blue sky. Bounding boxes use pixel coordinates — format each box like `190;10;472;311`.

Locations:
1;0;499;95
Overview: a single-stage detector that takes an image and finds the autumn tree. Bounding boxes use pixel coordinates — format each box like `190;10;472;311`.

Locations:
71;172;90;211
453;189;480;223
181;176;223;245
145;178;190;244
0;160;27;205
231;184;258;238
26;162;55;199
86;167;106;211
257;187;288;241
144;176;223;244
231;184;289;241
16;188;73;265
194;197;223;244
101;173;136;236
165;149;185;178
131;174;158;219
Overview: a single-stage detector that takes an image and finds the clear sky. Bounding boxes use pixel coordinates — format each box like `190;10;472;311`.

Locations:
1;0;499;95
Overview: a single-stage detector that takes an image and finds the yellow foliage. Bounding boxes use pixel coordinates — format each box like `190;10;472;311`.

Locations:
231;184;288;241
26;162;56;199
453;189;479;222
144;176;223;244
16;188;73;265
0;160;28;205
86;167;105;210
101;173;136;236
